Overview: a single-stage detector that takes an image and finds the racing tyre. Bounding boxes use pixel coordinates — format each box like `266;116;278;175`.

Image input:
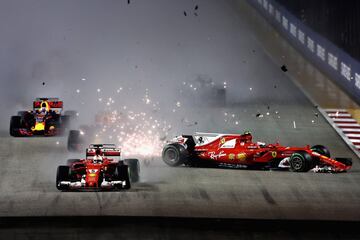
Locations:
56;166;70;190
310;145;330;167
311;145;330;157
10;116;21;137
289;151;313;172
124;159;140;183
116;165;131;189
64;111;77;120
67;130;82;152
162;144;188;167
60;115;71;132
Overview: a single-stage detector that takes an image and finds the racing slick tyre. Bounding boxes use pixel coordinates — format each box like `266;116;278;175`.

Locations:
289;151;313;172
310;145;330;167
311;145;330;157
64;110;77;120
116;165;131;189
124;159;140;183
56;166;70;191
67;130;82;152
162;143;188;167
60;115;71;133
9;116;21;137
66;159;80;165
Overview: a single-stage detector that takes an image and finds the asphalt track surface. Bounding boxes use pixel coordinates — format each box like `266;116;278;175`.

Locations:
1;101;360;220
1;1;360;238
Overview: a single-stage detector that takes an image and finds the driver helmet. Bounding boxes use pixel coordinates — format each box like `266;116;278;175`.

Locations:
93;149;103;164
40;102;48;113
242;130;252;142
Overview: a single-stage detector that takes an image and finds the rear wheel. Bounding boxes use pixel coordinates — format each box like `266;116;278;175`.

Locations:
56;166;70;190
162;144;188;167
124;159;140;182
67;130;82;152
59;116;70;134
116;165;131;189
289;151;313;172
9;116;21;137
64;111;77;120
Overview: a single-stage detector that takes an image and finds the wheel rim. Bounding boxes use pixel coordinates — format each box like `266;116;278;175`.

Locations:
164;149;177;164
291;156;303;170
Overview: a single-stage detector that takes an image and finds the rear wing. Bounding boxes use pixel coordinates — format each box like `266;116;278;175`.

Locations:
86;144;121;159
33;98;63;114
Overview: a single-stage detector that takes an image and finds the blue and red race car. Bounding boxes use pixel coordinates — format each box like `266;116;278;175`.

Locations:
10;98;76;137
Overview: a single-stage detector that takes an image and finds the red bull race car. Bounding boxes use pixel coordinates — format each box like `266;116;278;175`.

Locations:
56;144;140;191
162;132;352;173
9;98;76;137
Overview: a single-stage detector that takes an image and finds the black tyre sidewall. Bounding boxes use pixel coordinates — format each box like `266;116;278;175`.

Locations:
290;152;312;172
67;130;81;152
116;165;131;189
10;116;21;137
124;159;140;183
56;166;70;190
162;144;186;167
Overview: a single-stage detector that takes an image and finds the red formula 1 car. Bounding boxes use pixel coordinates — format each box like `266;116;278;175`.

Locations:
162;132;352;173
56;144;140;191
10;98;76;137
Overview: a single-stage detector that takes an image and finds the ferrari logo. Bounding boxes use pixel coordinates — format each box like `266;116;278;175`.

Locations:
272;151;277;158
236;153;247;161
228;153;235;160
220;138;226;144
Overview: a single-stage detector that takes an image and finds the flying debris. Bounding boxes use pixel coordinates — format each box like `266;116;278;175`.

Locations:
183;11;187;16
281;65;288;72
195;5;198;10
256;113;264;118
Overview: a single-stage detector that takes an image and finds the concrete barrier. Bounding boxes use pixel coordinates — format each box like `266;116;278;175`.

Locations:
246;0;360;105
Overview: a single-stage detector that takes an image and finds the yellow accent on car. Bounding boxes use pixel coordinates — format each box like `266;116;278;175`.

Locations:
32;122;45;131
272;151;277;158
228;153;235;160
236;153;247;161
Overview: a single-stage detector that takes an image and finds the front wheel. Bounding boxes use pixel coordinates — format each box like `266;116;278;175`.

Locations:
56;166;70;190
10;116;22;137
124;159;140;183
289;151;313;172
116;165;131;189
162;144;188;167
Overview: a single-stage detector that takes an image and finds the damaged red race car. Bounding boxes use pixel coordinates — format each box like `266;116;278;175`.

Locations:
9;98;76;137
162;132;352;173
56;144;140;191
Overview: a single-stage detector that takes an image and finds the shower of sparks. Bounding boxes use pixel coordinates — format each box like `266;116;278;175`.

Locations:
87;90;173;158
